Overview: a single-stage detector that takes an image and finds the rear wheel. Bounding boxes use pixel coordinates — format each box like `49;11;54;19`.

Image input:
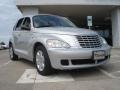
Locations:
9;44;18;61
34;45;53;75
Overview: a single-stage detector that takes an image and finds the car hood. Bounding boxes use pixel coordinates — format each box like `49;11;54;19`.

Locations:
33;27;97;35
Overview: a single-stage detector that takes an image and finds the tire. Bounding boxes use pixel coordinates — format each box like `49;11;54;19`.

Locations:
9;44;18;61
34;45;53;76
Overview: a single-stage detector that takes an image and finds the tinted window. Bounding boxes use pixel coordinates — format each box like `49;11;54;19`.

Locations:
33;15;76;28
15;18;24;30
21;17;31;30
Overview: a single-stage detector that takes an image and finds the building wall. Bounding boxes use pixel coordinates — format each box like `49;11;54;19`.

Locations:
112;7;120;47
16;0;120;6
21;7;39;15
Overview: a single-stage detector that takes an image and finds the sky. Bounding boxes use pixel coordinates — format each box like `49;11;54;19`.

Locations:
0;0;22;44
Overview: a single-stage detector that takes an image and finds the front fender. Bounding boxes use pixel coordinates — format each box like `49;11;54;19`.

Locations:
29;33;61;60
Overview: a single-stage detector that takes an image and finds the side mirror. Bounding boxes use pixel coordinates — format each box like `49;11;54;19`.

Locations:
21;25;31;31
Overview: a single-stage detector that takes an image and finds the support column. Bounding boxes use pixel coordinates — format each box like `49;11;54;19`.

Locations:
111;7;120;48
21;7;39;16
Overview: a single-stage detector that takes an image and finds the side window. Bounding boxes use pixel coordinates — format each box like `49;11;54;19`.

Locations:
15;18;24;31
22;17;31;30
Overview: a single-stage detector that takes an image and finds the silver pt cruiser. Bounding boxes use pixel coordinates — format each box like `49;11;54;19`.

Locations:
9;14;111;75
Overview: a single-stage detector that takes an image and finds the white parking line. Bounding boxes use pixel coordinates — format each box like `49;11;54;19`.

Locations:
111;55;120;58
110;61;120;64
113;70;120;73
99;68;120;79
17;69;37;84
16;69;74;84
0;61;12;68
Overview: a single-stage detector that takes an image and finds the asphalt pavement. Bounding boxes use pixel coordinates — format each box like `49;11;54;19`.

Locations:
0;49;120;90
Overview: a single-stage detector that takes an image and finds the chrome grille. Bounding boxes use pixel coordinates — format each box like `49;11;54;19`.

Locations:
76;35;102;48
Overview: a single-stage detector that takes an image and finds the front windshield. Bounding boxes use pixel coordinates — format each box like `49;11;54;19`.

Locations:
33;15;76;28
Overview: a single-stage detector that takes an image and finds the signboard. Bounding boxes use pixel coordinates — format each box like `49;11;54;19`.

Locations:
87;16;93;27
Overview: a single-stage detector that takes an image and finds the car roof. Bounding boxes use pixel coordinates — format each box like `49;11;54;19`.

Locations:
23;14;64;18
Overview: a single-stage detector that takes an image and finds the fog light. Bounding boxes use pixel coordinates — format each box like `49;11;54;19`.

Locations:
61;60;69;66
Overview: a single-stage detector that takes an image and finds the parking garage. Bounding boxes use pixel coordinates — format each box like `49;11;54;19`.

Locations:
16;0;120;47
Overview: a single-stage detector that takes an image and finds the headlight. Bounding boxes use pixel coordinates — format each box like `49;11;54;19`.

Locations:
101;37;107;44
47;39;70;48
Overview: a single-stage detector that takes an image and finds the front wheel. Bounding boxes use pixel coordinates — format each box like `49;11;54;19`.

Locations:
9;45;18;61
34;46;53;76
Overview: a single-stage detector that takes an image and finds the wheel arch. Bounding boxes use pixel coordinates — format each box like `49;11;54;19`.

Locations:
33;42;46;63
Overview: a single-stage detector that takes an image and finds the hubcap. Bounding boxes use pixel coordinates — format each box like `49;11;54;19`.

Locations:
9;47;13;59
36;50;45;71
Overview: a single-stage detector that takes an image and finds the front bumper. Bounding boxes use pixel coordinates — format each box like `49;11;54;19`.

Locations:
47;46;111;70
